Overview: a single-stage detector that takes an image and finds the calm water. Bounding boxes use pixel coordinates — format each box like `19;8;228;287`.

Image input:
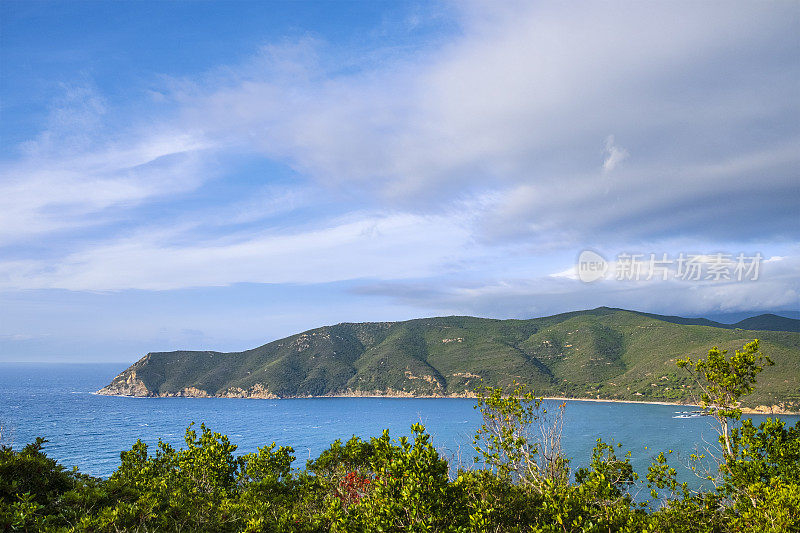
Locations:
2;363;797;492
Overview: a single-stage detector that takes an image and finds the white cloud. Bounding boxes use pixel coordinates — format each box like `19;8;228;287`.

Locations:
0;76;216;246
602;135;629;173
0;212;473;290
0;124;212;245
356;252;800;320
157;1;798;240
0;333;49;341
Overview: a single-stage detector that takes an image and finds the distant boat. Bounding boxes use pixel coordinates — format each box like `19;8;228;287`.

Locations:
672;410;709;419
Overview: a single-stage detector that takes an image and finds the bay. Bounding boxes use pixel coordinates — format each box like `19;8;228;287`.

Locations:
2;363;797;494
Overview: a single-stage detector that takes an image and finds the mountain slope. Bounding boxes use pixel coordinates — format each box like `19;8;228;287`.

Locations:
98;308;800;411
732;314;800;332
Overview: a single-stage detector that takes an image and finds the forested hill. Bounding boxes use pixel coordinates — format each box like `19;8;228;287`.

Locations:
98;308;800;411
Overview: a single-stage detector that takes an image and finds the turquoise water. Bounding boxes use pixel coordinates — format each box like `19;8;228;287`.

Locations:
2;363;797;492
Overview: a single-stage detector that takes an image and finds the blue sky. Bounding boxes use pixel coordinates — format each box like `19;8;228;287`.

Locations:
1;1;798;363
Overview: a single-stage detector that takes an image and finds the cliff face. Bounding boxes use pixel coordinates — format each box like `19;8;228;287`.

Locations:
97;369;153;397
96;308;800;410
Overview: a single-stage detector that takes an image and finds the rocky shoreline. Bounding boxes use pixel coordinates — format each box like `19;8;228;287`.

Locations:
96;376;797;415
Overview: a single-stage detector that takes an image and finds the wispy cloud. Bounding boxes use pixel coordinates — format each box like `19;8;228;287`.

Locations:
0;79;213;247
0;211;473;290
602;135;628;173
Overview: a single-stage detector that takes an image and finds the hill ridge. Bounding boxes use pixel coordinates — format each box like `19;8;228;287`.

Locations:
98;308;800;412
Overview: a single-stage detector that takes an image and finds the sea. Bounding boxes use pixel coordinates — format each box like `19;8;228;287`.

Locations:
2;363;797;494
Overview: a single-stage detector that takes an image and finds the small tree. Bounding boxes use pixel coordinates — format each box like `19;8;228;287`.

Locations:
473;382;568;489
575;438;638;504
677;339;772;463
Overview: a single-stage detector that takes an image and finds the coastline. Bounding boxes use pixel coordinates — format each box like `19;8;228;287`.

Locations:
93;389;798;415
535;396;798;415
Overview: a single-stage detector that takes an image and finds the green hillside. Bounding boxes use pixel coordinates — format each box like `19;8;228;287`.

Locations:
732;313;800;332
98;308;800;411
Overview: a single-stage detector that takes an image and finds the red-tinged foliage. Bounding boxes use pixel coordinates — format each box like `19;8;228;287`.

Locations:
335;471;372;508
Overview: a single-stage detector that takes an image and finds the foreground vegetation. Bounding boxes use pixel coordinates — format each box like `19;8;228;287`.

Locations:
3;340;799;532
